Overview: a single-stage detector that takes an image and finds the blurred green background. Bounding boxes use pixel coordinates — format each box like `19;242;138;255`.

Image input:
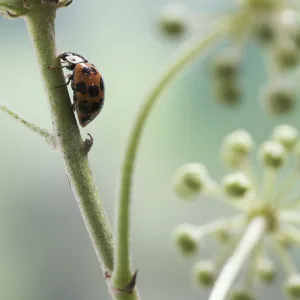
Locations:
1;0;300;299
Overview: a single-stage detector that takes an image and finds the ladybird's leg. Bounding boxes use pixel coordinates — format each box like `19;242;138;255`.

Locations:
71;102;76;111
105;271;111;279
5;10;20;18
48;64;68;70
55;74;73;88
63;0;73;7
87;133;93;143
83;133;94;153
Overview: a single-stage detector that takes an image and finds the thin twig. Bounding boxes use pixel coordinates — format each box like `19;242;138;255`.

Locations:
0;102;56;147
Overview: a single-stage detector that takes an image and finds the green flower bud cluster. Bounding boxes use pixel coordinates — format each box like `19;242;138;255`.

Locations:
212;2;300;112
172;124;300;298
246;3;300;69
221;125;300;171
246;4;300;114
155;1;300;116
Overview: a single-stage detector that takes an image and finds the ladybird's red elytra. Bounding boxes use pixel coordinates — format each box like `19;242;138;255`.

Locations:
54;52;105;128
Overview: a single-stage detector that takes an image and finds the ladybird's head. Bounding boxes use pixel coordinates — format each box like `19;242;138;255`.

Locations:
59;52;88;68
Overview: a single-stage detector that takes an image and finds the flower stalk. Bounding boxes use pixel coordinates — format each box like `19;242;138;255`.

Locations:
208;217;266;300
113;19;229;291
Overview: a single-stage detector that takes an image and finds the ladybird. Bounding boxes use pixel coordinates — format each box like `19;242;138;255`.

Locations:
56;52;105;127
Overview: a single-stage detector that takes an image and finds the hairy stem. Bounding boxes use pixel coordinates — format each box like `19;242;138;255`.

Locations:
0;101;56;147
208;217;266;300
25;7;114;273
113;20;228;289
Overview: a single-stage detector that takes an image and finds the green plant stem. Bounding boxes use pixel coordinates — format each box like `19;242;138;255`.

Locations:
0;101;56;147
25;6;114;274
208;217;266;300
113;21;228;290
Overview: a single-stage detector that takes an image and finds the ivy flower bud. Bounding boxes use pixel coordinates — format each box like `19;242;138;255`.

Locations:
214;228;232;244
230;288;255;300
173;163;212;200
259;140;286;169
274;39;300;70
292;26;300;49
193;260;216;287
277;9;300;50
222;172;251;198
257;257;275;283
272;124;299;151
222;150;244;168
223;129;254;157
294;140;300;157
284;274;300;298
279;9;300;33
261;80;296;115
214;80;242;106
276;233;293;249
158;3;189;37
212;49;241;79
250;11;277;44
172;223;198;256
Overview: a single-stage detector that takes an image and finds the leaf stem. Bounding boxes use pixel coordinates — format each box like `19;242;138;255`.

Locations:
208;217;266;300
0;101;56;147
113;16;230;290
25;6;114;273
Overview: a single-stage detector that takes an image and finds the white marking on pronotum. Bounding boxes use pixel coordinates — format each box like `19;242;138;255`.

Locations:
66;55;85;64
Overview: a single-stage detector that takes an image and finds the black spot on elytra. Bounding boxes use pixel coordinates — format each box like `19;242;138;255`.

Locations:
82;67;91;76
80;116;91;125
91;67;98;75
75;81;87;94
78;101;91;116
91;100;104;112
88;85;100;97
100;77;104;91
